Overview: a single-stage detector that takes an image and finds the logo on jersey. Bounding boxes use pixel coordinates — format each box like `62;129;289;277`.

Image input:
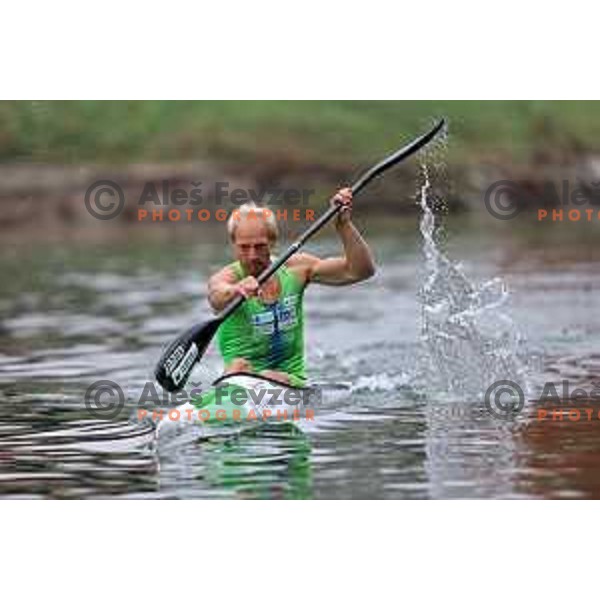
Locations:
251;295;299;335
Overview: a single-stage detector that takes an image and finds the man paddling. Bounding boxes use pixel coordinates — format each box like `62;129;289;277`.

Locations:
207;188;376;386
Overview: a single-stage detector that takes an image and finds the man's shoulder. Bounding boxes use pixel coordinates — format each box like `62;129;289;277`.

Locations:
285;253;319;285
286;252;318;267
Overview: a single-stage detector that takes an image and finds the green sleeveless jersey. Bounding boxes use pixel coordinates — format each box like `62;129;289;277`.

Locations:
216;261;306;386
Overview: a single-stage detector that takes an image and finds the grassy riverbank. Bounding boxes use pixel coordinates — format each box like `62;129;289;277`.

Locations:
1;101;599;168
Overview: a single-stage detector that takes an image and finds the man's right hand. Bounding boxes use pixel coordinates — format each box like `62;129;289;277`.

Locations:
208;269;262;312
235;276;260;298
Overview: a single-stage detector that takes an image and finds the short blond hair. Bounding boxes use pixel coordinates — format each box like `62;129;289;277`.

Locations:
227;202;278;244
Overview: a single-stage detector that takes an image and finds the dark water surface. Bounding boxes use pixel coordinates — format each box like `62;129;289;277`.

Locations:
2;217;600;499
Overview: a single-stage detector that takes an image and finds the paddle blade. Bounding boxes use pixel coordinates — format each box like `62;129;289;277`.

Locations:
155;318;221;392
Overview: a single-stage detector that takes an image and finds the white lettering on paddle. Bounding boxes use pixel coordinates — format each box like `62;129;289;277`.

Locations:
171;344;199;385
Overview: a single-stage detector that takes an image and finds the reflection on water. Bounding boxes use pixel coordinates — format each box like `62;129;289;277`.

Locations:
158;422;312;499
517;404;600;499
2;219;600;498
0;390;159;498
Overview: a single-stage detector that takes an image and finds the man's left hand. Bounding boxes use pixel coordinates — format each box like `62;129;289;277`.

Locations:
331;187;353;226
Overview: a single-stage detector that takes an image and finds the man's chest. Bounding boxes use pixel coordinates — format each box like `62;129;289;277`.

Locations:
249;294;301;335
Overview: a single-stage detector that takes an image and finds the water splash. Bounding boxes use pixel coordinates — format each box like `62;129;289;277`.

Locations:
418;164;527;399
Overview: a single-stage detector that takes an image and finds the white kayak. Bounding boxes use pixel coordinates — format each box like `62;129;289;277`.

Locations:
153;372;318;439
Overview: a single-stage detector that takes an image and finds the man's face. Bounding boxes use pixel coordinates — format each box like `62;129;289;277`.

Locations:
232;220;272;276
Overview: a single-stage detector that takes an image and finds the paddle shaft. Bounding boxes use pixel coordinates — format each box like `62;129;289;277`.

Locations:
154;119;445;392
218;118;445;322
218;201;342;321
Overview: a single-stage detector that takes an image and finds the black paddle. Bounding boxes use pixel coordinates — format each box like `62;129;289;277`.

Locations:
155;118;446;392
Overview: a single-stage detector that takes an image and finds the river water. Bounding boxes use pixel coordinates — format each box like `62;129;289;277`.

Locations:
2;213;600;499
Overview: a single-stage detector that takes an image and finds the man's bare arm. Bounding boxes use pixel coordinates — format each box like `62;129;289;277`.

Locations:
208;267;262;312
301;187;376;285
288;221;375;287
207;267;240;312
289;227;375;287
320;219;376;284
287;205;375;285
